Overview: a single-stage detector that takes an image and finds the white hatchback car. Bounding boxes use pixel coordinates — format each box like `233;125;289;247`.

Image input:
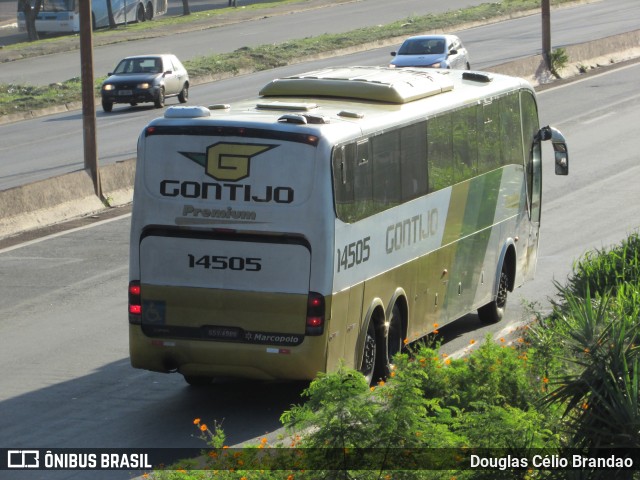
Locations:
389;34;471;70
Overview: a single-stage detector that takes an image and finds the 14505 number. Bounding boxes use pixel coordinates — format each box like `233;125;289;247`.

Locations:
187;254;262;271
337;237;370;272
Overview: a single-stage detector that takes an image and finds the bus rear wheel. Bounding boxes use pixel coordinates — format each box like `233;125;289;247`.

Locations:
136;4;146;22
145;2;154;20
478;267;509;324
387;304;403;362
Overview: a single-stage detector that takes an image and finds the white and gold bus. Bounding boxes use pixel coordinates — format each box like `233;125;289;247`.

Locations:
128;67;569;386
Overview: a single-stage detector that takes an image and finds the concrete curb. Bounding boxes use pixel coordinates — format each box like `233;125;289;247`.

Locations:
1;29;639;241
0;159;135;239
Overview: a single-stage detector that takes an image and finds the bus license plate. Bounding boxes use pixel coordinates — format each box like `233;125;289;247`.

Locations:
203;326;242;341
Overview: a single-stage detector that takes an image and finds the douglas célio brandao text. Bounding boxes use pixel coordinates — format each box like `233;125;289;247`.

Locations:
470;454;633;470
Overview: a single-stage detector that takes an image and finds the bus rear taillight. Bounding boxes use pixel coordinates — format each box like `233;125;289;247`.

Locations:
128;281;142;324
306;292;325;336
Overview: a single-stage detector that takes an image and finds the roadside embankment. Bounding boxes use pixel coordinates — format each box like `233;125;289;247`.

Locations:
1;29;639;242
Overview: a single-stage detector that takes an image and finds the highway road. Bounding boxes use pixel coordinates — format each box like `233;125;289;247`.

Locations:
1;0;639;189
1;61;639;479
0;0;486;85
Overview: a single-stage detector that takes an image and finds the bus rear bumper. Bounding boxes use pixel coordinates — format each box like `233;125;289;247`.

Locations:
129;326;327;381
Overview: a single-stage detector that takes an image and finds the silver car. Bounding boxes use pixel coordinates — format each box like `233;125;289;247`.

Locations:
389;34;471;70
101;54;189;112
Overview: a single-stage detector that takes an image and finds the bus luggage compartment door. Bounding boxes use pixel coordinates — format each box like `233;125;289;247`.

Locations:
137;232;312;335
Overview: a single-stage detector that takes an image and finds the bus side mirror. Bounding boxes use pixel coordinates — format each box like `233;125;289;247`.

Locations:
537;125;569;175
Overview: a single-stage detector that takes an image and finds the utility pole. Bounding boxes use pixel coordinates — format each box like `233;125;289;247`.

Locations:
79;0;102;198
542;0;551;70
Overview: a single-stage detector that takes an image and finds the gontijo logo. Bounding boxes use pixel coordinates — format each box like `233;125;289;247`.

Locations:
167;142;293;203
180;143;276;181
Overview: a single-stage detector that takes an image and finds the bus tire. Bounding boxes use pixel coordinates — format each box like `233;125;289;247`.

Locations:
145;2;154;20
184;375;213;387
137;4;146;22
359;320;376;385
478;266;509;324
387;304;403;362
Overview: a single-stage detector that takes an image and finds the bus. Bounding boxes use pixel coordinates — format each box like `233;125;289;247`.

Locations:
17;0;167;34
128;66;569;386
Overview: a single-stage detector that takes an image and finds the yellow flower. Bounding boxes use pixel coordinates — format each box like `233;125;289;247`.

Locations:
445;358;451;365
193;418;201;425
200;424;208;432
433;323;439;328
499;337;505;343
469;339;476;345
378;380;385;387
261;437;268;445
403;338;409;345
542;377;549;384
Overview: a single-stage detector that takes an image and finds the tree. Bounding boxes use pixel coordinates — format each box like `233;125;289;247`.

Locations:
181;0;191;15
18;0;44;42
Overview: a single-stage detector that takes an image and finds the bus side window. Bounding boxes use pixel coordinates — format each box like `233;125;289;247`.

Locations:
521;91;542;223
353;139;373;220
371;132;401;209
400;122;428;201
500;92;523;166
333;143;356;222
478;99;501;174
453;106;478;182
427;112;454;191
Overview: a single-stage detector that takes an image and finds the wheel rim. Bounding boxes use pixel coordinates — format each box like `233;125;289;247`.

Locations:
360;323;376;383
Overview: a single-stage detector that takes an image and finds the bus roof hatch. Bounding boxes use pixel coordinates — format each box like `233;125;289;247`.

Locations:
259;66;454;104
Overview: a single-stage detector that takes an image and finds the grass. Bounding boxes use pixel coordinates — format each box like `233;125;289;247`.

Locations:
0;0;577;117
